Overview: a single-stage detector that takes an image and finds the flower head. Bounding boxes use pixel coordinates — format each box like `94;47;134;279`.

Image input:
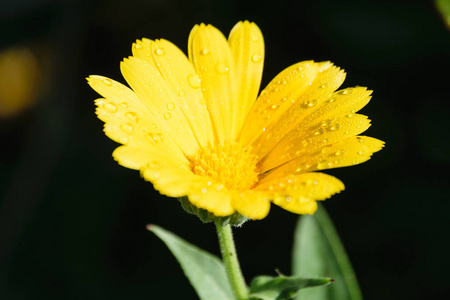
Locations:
88;21;384;220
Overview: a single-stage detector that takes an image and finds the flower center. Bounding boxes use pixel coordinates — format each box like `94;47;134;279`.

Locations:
189;142;260;191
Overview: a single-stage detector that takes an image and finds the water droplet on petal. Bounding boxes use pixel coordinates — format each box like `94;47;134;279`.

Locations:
330;124;340;131
252;35;259;41
120;122;134;133
215;63;229;74
202;188;207;193
304;99;318;107
103;103;117;113
286;197;292;202
318;160;331;169
358;150;366;155
339;89;353;95
251;53;262;63
155;48;165;56
102;79;112;86
320;84;327;88
327;98;336;103
178;90;186;97
167;102;175;111
125;112;138;123
164;112;171;120
201;48;210;55
188;74;201;88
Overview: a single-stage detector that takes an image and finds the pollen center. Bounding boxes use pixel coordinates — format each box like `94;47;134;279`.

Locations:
188;142;260;191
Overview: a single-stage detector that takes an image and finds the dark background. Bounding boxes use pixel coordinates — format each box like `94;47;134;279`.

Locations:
1;0;449;299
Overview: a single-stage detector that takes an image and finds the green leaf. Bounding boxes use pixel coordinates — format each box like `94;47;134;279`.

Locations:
292;204;363;300
436;0;450;29
249;275;333;300
148;224;234;300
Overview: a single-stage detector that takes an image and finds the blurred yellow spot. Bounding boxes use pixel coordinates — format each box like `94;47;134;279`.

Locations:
0;47;41;118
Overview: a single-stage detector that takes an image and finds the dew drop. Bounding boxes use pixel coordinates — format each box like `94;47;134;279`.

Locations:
314;129;324;135
251;35;259;41
134;43;142;49
201;48;211;55
202;188;207;193
103;103;117;113
102;79;112;86
330;124;340;131
251;53;262;63
320;84;327;89
327;98;336;103
340;89;353;95
125;112;138;123
167;102;175;111
188;74;201;88
304;99;318;107
346;113;354;118
358;150;366;155
149;161;161;169
146;133;163;143
120;122;134;133
286;197;292;202
178;90;186;97
164;112;171;120
155;47;165;56
215;63;229;74
318;160;331;169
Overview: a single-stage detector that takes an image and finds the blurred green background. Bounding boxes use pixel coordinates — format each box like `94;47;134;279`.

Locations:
1;0;449;299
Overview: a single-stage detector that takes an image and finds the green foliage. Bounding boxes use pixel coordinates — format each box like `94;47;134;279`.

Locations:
436;0;450;28
292;204;363;300
249;275;332;300
149;224;234;300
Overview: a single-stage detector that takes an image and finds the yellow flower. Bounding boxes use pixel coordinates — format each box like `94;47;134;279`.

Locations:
87;21;384;220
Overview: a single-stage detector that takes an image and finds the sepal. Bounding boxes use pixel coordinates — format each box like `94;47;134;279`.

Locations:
178;196;249;227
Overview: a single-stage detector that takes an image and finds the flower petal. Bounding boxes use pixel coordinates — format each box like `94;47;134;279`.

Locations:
242;63;346;158
140;154;196;198
88;76;186;163
188;24;237;142
260;113;371;172
113;145;186;170
256;172;345;214
120;56;200;156
260;136;385;185
228;21;265;137
231;190;271;220
131;38;215;147
187;183;235;217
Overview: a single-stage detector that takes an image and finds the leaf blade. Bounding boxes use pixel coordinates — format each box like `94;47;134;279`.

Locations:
249;275;332;300
148;224;234;300
292;204;363;300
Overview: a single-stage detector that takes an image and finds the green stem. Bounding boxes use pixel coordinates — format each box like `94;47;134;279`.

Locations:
215;221;249;300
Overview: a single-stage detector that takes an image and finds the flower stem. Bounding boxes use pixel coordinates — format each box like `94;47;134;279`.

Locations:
214;221;249;300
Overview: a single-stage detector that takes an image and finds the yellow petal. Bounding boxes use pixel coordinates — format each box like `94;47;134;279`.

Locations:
260;136;385;184
87;76;186;163
120;56;199;156
188;24;237;142
257;172;345;214
243;63;346;158
112;145;186;170
131;38;214;147
228;21;265;137
187;183;235;217
231;190;271;220
140;154;195;198
239;61;320;146
260;114;371;172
